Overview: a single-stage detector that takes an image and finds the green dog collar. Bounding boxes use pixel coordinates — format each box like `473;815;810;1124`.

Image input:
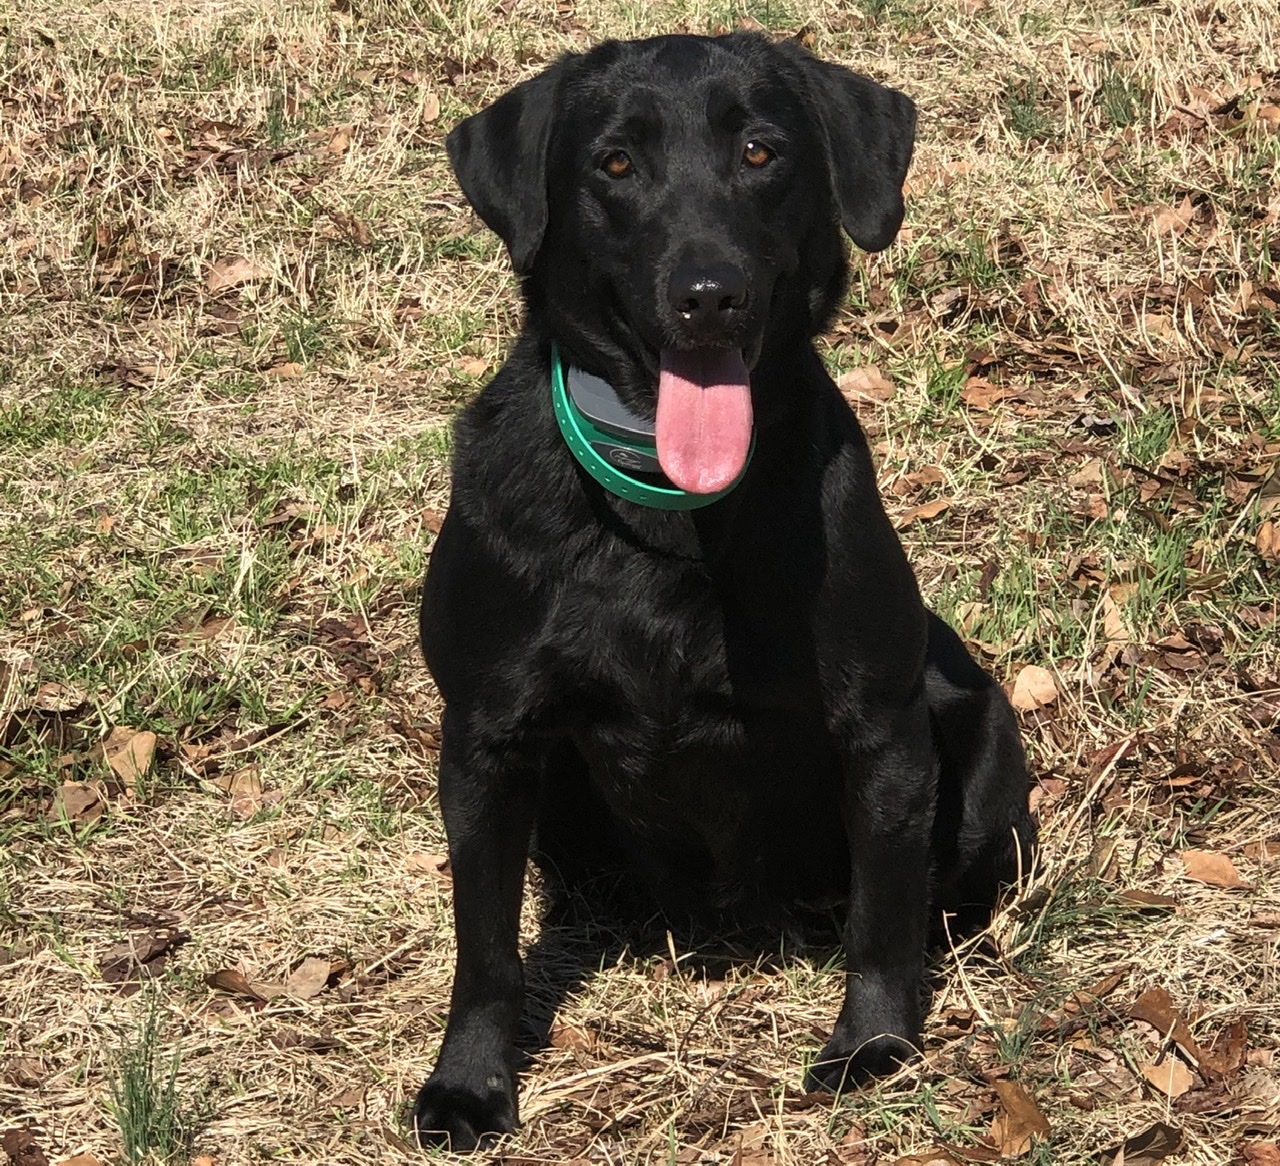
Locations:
550;343;753;510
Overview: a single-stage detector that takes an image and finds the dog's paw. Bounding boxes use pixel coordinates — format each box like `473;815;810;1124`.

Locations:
412;1071;518;1153
803;1032;918;1094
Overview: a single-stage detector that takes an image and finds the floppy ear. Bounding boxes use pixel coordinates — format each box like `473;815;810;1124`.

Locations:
445;62;565;275
781;44;917;252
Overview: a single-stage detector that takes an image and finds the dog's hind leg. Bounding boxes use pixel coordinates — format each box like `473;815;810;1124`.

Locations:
925;612;1036;931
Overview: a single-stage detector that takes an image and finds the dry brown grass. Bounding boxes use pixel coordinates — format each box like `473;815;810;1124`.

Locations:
2;1;1279;1163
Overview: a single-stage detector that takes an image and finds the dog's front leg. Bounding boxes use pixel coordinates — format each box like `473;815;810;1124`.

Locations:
413;708;539;1151
807;698;935;1092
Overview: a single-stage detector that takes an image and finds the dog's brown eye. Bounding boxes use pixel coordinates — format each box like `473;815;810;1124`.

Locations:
602;151;633;178
742;140;774;168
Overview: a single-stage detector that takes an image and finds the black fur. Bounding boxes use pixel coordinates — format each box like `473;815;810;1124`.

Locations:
414;32;1035;1152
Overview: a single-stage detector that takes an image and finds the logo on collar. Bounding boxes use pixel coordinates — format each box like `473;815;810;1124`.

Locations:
549;343;754;510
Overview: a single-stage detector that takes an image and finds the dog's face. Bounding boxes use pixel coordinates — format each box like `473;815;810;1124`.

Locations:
447;34;915;491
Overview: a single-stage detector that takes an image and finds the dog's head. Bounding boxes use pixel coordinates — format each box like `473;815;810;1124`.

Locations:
447;34;915;492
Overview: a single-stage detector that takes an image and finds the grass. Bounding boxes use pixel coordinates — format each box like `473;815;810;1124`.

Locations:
1;0;1278;1164
108;990;199;1164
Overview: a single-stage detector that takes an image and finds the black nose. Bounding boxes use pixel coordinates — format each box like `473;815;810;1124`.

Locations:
667;261;748;328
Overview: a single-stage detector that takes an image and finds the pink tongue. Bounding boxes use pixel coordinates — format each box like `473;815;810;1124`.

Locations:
655;349;753;494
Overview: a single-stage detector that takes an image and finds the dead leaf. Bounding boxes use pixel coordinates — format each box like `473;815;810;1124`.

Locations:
5;1059;46;1088
100;928;187;983
548;1021;595;1052
1;1129;48;1166
269;1027;342;1052
892;1152;962;1166
102;727;156;791
1152;196;1196;236
1010;665;1058;711
837;365;896;405
1258;521;1279;562
894;498;951;528
215;765;264;818
1101;589;1128;643
285;956;331;1000
266;361;304;378
406;852;451;878
206;968;266;1001
990;1079;1050;1156
330;1086;364;1109
326;207;373;247
207;256;266;293
1241;1144;1280;1166
327;127;352;154
1142;1058;1197;1098
1179;849;1247;888
1201;1019;1248;1078
47;781;104;825
960;377;1026;409
1253;102;1280;131
457;356;489;378
1100;1122;1184;1165
1129;987;1202;1058
422;91;441;122
1069;458;1105;487
55;1156;105;1166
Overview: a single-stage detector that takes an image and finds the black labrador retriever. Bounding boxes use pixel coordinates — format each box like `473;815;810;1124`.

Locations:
413;31;1035;1151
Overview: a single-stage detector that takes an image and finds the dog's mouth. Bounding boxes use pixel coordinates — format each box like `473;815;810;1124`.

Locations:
655;347;753;494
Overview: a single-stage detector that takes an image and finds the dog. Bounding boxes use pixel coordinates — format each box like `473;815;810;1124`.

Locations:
412;31;1035;1151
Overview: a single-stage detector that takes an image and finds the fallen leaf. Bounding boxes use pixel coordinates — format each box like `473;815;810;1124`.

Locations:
327;127;352;154
1152;196;1195;236
285;956;331;1000
1;1129;48;1166
330;1086;364;1109
30;681;86;712
422;91;441;122
1129;987;1201;1059
1100;1122;1184;1166
1241;1145;1280;1166
269;1027;342;1052
1180;849;1247;888
207;256;266;293
1142;1058;1196;1098
894;498;951;528
206;968;266;1001
837;365;896;405
102;727;156;791
47;781;105;825
100;929;187;983
5;1058;46;1088
326;207;373;247
55;1156;105;1166
213;765;263;818
1101;589;1129;643
406;852;451;878
265;360;304;378
548;1022;595;1052
1201;1019;1249;1078
960;377;1025;409
1258;521;1279;562
892;1153;961;1166
990;1079;1050;1156
1010;665;1058;711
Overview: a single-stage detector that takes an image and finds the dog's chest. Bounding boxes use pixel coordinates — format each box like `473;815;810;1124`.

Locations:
538;564;843;881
